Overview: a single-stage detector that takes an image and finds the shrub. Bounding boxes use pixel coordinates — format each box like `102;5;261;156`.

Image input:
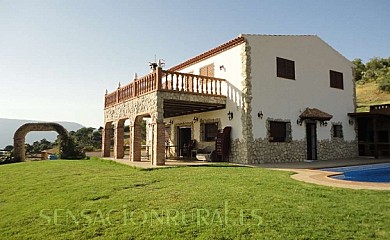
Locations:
378;74;390;92
83;146;95;152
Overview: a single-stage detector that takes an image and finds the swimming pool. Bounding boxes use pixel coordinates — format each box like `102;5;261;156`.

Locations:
321;163;390;183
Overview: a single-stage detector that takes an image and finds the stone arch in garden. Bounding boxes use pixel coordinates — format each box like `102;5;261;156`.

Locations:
13;123;71;162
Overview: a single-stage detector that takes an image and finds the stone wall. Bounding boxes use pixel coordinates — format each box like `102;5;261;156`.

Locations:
229;137;358;164
238;39;254;163
317;139;358;160
104;92;160;123
229;139;249;164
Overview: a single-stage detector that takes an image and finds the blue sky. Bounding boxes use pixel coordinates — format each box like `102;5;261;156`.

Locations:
0;0;389;128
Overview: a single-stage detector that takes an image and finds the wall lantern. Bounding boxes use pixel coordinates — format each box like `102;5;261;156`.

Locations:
296;119;303;126
258;111;263;119
320;121;328;127
219;65;226;71
227;111;233;120
193;117;199;122
349;119;354;125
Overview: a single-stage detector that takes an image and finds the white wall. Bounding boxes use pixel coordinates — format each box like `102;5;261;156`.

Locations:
245;35;356;141
169;43;245;141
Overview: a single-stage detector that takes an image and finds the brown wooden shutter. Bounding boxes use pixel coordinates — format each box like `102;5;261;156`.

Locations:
200;63;214;77
330;70;343;89
277;57;295;80
277;57;284;77
270;121;287;142
286;60;295;79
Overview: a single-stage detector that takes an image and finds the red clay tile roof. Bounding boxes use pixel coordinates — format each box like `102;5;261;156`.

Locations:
299;108;333;121
168;36;246;72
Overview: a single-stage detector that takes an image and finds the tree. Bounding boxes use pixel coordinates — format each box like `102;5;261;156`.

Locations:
4;145;13;151
378;74;390;92
352;58;365;82
25;144;33;154
68;127;103;151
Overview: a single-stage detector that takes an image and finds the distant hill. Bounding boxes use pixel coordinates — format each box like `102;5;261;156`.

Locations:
0;118;84;149
356;82;390;112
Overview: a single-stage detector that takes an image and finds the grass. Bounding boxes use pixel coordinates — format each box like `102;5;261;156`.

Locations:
0;159;389;239
356;81;390;112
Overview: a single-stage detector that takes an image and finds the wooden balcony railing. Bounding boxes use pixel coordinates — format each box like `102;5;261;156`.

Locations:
104;67;225;108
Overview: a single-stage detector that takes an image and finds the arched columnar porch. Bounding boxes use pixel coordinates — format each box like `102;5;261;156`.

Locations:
103;67;227;166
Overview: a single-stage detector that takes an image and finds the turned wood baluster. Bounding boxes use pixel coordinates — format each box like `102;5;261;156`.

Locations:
185;74;189;92
196;76;200;93
179;74;182;91
200;77;204;94
188;75;193;92
168;74;172;90
135;81;139;97
146;76;149;92
174;73;178;91
205;77;209;94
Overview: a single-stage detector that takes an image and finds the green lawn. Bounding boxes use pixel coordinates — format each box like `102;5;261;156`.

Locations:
0;159;389;239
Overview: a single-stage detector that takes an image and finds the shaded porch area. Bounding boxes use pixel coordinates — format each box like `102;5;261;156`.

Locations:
349;104;390;159
102;67;227;166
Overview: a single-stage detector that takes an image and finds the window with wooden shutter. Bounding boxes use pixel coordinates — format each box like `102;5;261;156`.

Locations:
276;57;295;80
330;70;344;89
199;63;215;77
269;121;288;142
202;122;218;141
332;124;343;138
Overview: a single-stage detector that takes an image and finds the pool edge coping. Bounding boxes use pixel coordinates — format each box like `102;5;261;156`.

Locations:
274;168;390;191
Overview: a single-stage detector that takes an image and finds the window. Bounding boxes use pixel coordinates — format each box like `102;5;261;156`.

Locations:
333;124;343;138
330;70;343;89
269;121;289;142
277;57;295;80
203;122;218;141
200;63;215;77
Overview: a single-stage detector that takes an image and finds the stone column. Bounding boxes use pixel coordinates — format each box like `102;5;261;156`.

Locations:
152;122;165;166
114;121;124;159
102;123;112;157
131;120;142;162
13;134;26;162
127;125;133;161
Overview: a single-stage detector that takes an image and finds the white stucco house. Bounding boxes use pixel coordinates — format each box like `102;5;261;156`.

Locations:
103;34;357;165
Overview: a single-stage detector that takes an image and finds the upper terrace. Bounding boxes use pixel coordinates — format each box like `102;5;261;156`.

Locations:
104;67;227;118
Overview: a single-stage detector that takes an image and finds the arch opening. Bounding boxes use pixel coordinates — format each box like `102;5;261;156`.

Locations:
13;123;84;162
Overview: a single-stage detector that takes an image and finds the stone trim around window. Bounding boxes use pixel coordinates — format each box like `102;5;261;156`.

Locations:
331;122;344;139
266;118;292;142
199;118;221;142
173;121;194;141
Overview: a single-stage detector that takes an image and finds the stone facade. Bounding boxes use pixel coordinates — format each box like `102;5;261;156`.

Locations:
317;139;358;160
230;137;357;164
236;39;253;164
103;91;165;165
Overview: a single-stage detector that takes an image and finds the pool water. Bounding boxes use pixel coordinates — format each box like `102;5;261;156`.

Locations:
321;163;390;183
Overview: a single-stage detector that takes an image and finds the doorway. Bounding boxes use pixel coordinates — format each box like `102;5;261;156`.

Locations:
177;127;191;157
306;122;317;160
